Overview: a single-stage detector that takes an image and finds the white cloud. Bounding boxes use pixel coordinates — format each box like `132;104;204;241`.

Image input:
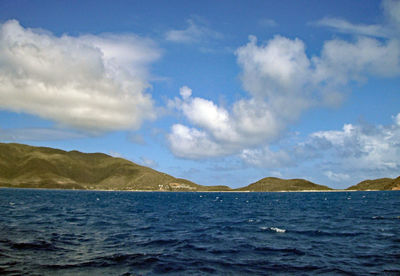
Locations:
168;29;400;159
165;19;222;44
315;17;389;38
236;35;314;120
313;37;400;84
168;3;400;161
315;1;400;38
168;124;234;159
242;113;400;175
168;87;285;158
237;35;311;96
241;147;293;168
383;0;400;30
395;113;400;126
324;171;350;182
0;127;85;141
179;86;192;100
309;119;400;171
0;20;160;133
167;35;317;158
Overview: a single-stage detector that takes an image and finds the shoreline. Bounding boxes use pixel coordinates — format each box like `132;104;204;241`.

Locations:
1;186;395;193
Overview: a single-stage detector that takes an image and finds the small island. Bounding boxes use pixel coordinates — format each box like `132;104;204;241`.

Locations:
0;143;399;192
236;177;332;192
346;177;400;191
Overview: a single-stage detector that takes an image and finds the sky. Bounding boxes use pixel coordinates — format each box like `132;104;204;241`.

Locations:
0;0;400;189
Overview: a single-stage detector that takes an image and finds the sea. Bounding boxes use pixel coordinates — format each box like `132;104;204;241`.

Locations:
0;189;399;275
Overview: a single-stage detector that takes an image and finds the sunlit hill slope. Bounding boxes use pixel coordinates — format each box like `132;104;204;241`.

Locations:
0;143;230;191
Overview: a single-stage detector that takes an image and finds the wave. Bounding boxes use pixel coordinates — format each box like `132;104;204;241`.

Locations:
291;229;361;237
2;239;62;251
254;246;305;255
43;252;160;269
260;226;286;233
137;238;182;247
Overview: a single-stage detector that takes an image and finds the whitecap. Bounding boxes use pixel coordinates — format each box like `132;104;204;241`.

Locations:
260;226;286;233
270;227;286;233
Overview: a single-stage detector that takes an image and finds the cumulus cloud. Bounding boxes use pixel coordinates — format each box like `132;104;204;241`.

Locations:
168;1;400;160
168;34;400;158
0;20;160;133
168;87;286;159
313;37;400;84
308;119;400;171
242;114;400;175
165;18;222;44
168;124;234;158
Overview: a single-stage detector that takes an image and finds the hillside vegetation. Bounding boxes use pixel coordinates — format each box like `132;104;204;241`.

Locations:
235;177;332;192
0;143;231;191
1;143;399;192
347;177;400;191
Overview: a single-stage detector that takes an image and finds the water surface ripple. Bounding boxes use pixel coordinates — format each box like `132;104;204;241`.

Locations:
0;189;399;275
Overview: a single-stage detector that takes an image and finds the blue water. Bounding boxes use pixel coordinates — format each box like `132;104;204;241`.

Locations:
0;189;399;275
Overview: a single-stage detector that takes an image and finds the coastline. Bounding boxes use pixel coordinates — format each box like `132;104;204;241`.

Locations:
1;186;396;193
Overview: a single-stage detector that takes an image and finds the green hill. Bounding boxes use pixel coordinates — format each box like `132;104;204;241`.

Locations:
235;177;332;192
0;143;231;191
346;177;400;191
2;143;399;192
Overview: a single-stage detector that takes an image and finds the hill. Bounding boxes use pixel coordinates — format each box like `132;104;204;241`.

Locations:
346;177;400;191
0;143;231;192
235;177;332;192
1;143;399;192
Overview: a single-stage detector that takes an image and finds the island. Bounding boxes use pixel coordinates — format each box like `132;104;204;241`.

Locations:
0;143;399;192
236;177;332;192
347;177;400;191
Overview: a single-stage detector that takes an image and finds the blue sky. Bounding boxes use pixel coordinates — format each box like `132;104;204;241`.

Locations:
1;0;399;189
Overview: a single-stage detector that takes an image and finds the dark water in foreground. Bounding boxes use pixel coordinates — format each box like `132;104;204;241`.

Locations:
0;189;399;275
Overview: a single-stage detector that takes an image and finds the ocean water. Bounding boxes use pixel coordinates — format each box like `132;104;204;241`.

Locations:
0;189;399;275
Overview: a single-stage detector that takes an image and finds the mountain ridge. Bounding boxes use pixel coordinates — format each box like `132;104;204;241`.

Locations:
0;142;230;191
0;143;398;191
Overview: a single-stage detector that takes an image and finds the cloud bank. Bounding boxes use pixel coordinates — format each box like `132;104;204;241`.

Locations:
242;113;400;178
168;0;400;161
0;20;160;133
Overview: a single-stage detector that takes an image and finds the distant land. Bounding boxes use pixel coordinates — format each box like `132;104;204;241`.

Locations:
0;143;230;192
236;177;332;192
0;143;399;192
346;177;400;191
